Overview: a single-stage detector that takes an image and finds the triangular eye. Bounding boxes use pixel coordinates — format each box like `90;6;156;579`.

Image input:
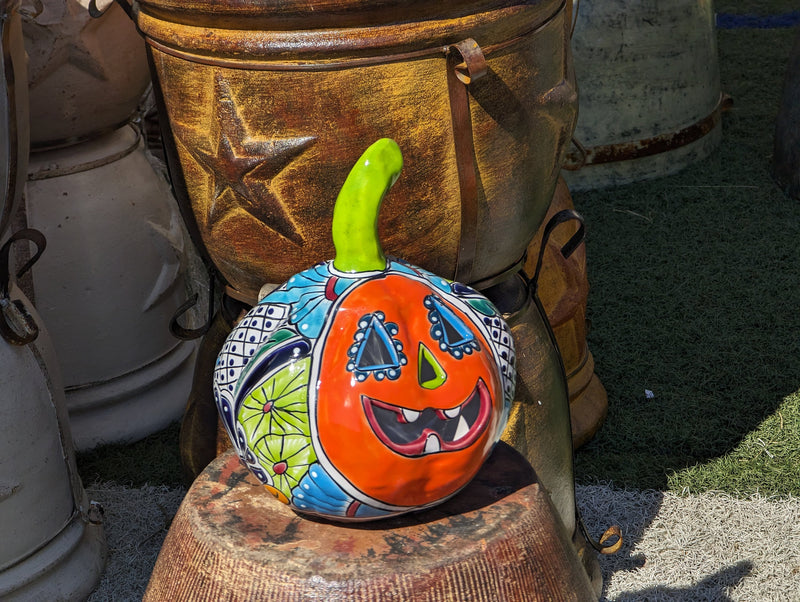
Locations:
429;296;475;347
355;315;402;371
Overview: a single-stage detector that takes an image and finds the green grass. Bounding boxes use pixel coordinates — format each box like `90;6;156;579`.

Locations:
668;391;800;495
572;26;800;496
78;422;182;487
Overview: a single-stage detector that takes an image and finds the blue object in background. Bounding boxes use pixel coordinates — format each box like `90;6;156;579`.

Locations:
716;12;800;29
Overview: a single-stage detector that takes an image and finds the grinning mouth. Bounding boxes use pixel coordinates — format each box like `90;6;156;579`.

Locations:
361;379;492;457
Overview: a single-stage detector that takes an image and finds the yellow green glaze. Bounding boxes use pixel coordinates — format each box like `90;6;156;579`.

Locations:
332;138;403;273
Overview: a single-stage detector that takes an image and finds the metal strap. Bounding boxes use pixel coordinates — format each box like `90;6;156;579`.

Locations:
446;39;487;284
565;93;731;168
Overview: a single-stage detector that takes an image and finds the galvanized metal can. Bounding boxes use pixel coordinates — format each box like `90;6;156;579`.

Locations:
25;124;199;450
563;0;724;190
0;4;106;596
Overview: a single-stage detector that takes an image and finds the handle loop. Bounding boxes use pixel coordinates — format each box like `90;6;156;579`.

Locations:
529;209;585;295
169;271;216;340
446;39;487;284
0;229;47;346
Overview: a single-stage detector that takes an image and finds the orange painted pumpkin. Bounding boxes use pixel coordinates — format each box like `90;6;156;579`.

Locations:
213;140;515;520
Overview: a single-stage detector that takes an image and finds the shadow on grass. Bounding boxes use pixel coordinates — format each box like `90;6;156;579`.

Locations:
578;486;753;600
572;27;800;494
609;563;753;602
77;421;183;487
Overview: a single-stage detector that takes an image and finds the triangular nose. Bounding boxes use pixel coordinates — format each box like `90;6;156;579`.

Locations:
418;342;447;389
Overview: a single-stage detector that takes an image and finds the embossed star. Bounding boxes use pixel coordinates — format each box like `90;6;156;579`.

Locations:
22;0;109;89
174;77;314;246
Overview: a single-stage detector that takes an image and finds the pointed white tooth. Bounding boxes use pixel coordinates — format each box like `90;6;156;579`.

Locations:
444;406;461;419
402;408;420;423
454;416;470;441
424;434;441;454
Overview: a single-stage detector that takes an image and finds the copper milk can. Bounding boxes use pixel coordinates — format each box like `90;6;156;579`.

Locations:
129;0;577;302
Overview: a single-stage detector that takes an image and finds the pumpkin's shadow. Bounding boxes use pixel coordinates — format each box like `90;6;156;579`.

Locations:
306;441;538;530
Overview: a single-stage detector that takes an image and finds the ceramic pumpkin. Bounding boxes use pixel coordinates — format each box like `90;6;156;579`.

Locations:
213;139;515;520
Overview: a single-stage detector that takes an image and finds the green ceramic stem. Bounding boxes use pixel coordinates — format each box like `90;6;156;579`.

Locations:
332;138;403;273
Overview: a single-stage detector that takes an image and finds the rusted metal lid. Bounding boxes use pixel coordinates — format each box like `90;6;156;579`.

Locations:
133;0;562;62
135;0;556;29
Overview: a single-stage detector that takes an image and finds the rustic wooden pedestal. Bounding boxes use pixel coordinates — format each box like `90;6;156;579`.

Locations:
145;444;596;601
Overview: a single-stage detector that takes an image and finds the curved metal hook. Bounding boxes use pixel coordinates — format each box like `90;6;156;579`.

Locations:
0;229;47;346
169;272;215;340
529;209;586;296
578;513;623;555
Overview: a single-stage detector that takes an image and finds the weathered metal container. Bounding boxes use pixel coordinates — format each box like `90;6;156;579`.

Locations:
130;0;578;302
491;272;604;591
0;280;107;601
563;0;724;190
25;124;199;450
772;28;800;199
20;0;151;148
0;4;106;596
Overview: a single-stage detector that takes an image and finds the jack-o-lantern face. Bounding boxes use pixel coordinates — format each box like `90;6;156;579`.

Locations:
213;139;516;521
314;273;505;508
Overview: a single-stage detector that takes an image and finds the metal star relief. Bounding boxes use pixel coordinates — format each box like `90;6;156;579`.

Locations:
22;0;109;89
173;78;315;246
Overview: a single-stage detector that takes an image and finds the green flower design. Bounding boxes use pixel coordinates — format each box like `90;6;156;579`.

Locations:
252;434;317;499
238;357;311;443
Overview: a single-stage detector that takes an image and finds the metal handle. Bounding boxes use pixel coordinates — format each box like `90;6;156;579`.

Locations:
529;209;586;295
0;229;47;346
169;271;216;340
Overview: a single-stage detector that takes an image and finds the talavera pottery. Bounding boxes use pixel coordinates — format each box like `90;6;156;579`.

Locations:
213;139;516;520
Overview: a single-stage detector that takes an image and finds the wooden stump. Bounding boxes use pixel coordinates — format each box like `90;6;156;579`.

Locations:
145;444;597;601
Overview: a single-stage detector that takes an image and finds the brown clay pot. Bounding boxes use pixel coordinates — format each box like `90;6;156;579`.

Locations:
131;0;577;302
525;177;608;449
